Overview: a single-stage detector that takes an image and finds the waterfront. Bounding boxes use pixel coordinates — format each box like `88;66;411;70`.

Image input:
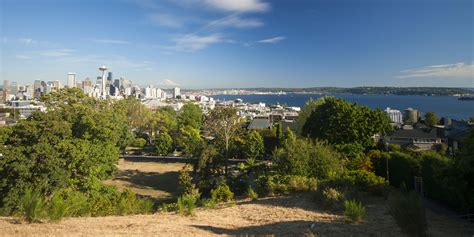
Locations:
214;93;474;120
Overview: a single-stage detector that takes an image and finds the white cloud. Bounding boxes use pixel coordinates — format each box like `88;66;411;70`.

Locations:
258;36;286;44
41;49;75;57
15;55;32;59
171;33;223;52
148;13;184;28
207;14;263;29
397;62;474;79
204;0;270;12
160;79;179;86
90;39;131;44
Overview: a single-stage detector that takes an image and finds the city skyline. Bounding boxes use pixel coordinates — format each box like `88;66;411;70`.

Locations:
1;0;473;88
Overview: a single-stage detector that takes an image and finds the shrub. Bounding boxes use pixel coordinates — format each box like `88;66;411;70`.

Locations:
388;152;421;190
19;188;47;223
154;132;173;155
48;192;70;222
131;137;147;148
288;176;318;192
255;174;289;196
344;200;365;224
177;194;197;216
246;186;258;200
178;165;194;195
200;198;217;209
316;187;344;208
211;184;234;203
341;170;388;196
159;202;178;212
389;191;427;237
273;138;343;179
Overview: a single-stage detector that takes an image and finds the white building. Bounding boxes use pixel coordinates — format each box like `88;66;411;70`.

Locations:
385;107;403;124
67;73;76;88
173;87;180;99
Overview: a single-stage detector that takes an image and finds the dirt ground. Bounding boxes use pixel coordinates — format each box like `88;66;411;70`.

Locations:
1;160;472;236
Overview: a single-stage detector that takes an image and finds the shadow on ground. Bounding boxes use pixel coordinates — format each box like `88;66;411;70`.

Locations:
114;169;180;197
191;220;384;237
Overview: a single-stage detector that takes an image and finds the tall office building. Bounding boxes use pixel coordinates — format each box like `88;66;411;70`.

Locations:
67;73;76;88
107;72;113;83
33;80;42;98
173;87;180;99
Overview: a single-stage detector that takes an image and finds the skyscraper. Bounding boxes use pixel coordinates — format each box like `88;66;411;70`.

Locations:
67;73;76;88
99;66;107;98
173;87;180;99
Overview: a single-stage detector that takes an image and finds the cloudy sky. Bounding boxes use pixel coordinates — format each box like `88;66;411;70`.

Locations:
1;0;473;88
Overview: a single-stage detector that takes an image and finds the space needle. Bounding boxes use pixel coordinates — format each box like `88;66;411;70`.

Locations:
99;65;107;98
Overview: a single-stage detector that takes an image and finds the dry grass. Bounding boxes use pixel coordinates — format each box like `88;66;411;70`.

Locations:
103;159;186;201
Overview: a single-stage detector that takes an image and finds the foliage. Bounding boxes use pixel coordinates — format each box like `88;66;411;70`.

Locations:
273;138;343;179
316;187;344;208
174;125;203;156
211;183;234;203
246;186;258;200
424;111;440;126
288;176;318;192
0;126;12;144
388;152;421;189
204;108;241;175
131;137;147;148
243;131;265;161
453;128;474;212
178;103;203;130
340;170;388;196
389;191;427;237
302;97;392;148
295;98;321;135
200;198;217;209
159;202;179;212
344;200;365;224
177;194;197;216
19;188;47;223
154;132;173;155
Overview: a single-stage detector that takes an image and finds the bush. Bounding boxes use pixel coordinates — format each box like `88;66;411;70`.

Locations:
19;188;47;223
389;191;427;237
389;152;421;190
255;174;290;196
288;176;318;192
246;186;258;200
341;170;388;196
273;138;343;179
211;184;234;203
200;198;217;209
177;194;197;216
159;202;178;212
131;137;147;148
154;132;173;155
315;187;344;208
344;200;365;224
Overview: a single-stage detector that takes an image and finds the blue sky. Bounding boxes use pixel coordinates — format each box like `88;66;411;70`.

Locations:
1;0;473;88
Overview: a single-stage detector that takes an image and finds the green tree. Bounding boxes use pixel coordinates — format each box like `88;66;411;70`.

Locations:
424;112;440;126
204;108;241;175
154;132;173;155
243;131;265;161
0;89;127;213
153;107;177;133
178;103;202;130
295;98;321;135
175;125;203;156
302;97;392;148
